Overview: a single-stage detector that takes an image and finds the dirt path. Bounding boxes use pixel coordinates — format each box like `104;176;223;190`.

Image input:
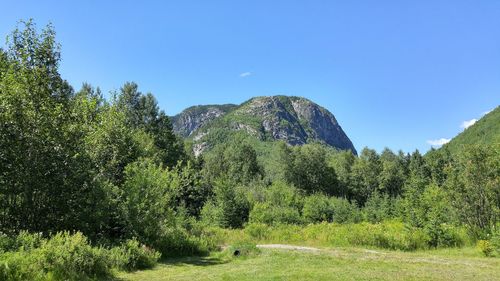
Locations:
254;244;490;267
256;244;320;252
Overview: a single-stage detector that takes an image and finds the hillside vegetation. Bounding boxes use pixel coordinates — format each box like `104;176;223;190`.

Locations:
0;21;499;281
444;106;500;153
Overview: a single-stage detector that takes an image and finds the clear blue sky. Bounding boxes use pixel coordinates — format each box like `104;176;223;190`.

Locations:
1;1;499;153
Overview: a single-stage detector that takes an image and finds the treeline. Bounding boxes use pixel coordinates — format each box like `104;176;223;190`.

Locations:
0;20;499;279
199;137;498;243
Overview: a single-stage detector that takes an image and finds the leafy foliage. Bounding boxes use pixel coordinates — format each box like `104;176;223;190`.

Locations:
0;20;498;280
444;106;500;153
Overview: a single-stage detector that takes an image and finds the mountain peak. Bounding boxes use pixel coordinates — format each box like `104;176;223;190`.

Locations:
171;95;357;155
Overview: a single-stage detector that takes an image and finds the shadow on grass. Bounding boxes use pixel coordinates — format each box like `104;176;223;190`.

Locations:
112;255;229;280
160;255;228;267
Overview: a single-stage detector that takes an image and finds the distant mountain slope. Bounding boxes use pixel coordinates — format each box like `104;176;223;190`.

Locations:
444;106;500;152
171;104;237;137
171;96;357;155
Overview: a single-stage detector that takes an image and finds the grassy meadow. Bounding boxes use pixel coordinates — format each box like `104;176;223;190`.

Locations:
117;223;500;281
118;246;500;281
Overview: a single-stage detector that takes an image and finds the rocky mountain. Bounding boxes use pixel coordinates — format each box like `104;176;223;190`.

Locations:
171;96;357;155
171;104;237;137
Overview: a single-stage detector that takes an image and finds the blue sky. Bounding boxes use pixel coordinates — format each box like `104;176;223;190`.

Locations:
1;1;499;153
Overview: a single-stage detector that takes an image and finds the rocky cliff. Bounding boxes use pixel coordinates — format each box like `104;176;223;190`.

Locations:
171;96;357;155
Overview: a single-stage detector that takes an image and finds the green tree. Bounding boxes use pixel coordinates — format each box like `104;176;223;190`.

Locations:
0;20;97;234
248;182;303;225
170;161;211;217
363;192;400;223
201;179;250;228
203;139;263;185
329;197;361;223
115;82;185;167
425;147;452;186
283;143;338;195
302;194;334;223
84;106;160;186
350;148;381;205
378;148;406;197
121;159;177;244
445;144;499;238
328;150;356;198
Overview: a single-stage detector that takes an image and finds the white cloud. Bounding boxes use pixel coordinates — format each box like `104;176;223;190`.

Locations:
427;138;451;146
239;72;252;78
461;119;477;129
482;109;492;116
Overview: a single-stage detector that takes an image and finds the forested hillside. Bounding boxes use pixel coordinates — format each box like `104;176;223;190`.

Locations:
444;106;500;153
0;21;499;281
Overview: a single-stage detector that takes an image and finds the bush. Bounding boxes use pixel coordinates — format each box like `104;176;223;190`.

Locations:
153;227;213;257
477;240;494;257
201;180;250;228
329;197;361;223
303;194;334;223
13;231;44;252
491;228;500;256
249;203;302;225
248;182;303;225
244;223;270;240
0;233;14;253
363;192;398;223
114;238;160;271
38;232;111;280
0;251;44;281
477;228;500;257
425;223;469;248
0;231;44;253
0;231;115;281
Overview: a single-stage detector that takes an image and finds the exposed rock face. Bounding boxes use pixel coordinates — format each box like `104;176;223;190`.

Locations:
171;96;357;155
171;104;237;137
290;98;356;152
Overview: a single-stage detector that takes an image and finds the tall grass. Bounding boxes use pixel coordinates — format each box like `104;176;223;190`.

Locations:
0;232;161;281
210;220;471;251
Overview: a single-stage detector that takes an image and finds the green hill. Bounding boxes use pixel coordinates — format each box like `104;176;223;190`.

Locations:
444;106;500;152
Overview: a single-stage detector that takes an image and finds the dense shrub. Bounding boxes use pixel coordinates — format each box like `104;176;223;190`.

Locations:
0;233;13;253
302;195;362;224
363;192;399;223
329;197;361;223
37;232;112;280
0;251;43;281
477;240;494;257
0;232;164;280
478;227;500;257
153;226;215;257
112;238;160;271
303;194;334;223
244;223;270;240
249;203;303;225
0;232;113;281
201;180;250;228
248;182;303;225
491;228;500;256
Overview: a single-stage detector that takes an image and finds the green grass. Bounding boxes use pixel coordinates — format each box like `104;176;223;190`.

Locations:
207;221;471;251
117;246;500;281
